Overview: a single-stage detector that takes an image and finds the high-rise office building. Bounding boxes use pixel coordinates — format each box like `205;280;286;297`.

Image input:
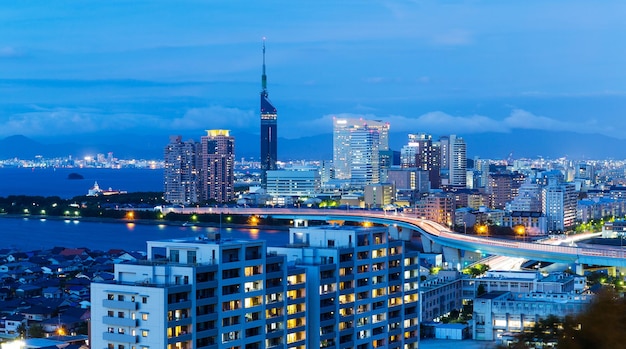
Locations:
439;135;466;188
473;157;490;188
543;177;577;233
400;133;440;188
509;181;543;212
487;172;526;209
260;39;278;188
200;130;235;203
164;135;200;205
349;126;380;186
333;118;389;184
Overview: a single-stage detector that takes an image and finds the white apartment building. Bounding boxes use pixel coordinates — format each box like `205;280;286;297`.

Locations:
92;225;420;349
543;179;577;233
419;270;463;323
473;270;589;341
475;270;585;295
91;236;308;349
508;182;543;212
474;291;592;341
269;225;420;349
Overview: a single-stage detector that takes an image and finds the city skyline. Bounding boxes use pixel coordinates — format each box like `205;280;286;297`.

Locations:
1;1;626;159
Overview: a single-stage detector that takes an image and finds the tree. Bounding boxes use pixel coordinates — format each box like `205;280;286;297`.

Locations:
559;287;626;349
496;287;626;349
26;323;46;338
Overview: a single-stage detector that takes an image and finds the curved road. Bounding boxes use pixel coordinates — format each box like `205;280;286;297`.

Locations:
165;207;626;268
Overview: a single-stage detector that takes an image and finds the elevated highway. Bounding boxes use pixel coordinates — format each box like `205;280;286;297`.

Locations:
165;207;626;268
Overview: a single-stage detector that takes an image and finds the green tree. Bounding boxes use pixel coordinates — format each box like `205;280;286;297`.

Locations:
497;287;626;349
26;323;46;338
559;287;626;349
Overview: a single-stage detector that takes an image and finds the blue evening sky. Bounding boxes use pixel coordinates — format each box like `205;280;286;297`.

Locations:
1;1;625;146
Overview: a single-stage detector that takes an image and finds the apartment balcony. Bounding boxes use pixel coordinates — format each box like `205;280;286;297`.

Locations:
388;327;403;337
103;332;137;343
266;343;285;349
102;316;138;327
196;296;218;306
265;329;285;340
320;317;335;328
167;316;192;327
168;332;192;343
195;327;218;338
196;279;218;289
195;312;218;322
167;300;192;311
266;270;283;279
102;300;138;310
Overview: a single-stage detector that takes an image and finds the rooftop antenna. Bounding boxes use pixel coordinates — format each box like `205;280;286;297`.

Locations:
261;37;267;93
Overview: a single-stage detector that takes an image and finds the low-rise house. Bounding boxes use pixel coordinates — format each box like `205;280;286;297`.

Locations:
6;252;29;262
43;287;63;299
0;314;26;339
21;304;55;322
67;285;89;298
16;284;42;298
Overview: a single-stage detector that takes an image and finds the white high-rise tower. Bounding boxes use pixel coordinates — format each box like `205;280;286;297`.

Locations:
333;117;389;185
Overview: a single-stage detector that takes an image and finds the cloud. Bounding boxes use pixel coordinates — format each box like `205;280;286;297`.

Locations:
1;106;170;138
431;30;473;46
171;106;256;131
0;46;22;58
289;108;622;140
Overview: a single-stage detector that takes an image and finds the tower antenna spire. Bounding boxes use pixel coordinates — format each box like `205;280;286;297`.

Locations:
261;37;267;92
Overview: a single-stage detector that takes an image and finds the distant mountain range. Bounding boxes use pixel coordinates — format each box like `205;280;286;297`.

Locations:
1;130;625;161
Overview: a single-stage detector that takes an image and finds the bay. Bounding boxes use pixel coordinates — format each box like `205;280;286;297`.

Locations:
0;167;164;199
0;217;288;252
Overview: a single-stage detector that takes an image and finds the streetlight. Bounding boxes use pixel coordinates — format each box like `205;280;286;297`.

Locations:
475;224;488;236
515;225;526;242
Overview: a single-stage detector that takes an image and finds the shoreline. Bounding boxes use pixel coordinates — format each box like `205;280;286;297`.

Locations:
0;213;291;232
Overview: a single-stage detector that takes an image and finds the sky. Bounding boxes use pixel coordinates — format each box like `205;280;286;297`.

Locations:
1;1;626;157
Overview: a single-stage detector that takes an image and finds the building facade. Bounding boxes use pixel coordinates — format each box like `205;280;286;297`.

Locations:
473;270;589;341
488;172;526;209
349;127;380;187
333;118;389;183
200;130;235;203
164;135;200;205
439;135;466;188
543;179;577;233
415;193;455;227
91;236;308;349
363;183;395;208
269;225;420;349
91;225;420;349
400;133;440;189
265;169;321;198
